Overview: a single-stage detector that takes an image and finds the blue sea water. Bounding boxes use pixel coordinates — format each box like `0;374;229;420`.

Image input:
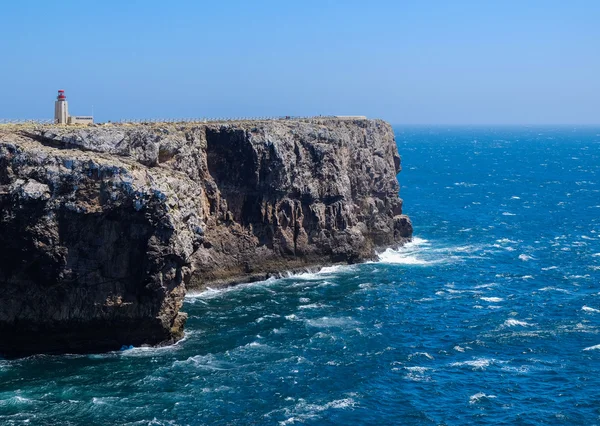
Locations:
1;127;600;425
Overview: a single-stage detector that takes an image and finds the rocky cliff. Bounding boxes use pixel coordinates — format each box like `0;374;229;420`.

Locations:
0;118;411;356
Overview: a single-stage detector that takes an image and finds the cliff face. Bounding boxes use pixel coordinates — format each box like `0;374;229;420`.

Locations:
0;119;411;356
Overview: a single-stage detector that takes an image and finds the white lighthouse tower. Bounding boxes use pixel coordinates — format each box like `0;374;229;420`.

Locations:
53;90;93;125
54;90;69;124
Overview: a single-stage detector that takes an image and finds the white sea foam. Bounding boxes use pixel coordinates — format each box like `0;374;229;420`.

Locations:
519;254;534;261
275;398;357;425
408;352;434;360
473;283;497;289
172;354;231;371
511;196;521;200
582;306;600;313
451;357;500;370
0;395;35;406
539;286;570;293
481;297;504;303
502;212;516;216
583;344;600;351
567;274;590;280
469;393;497;404
292;265;352;280
186;264;354;300
503;319;531;327
298;303;330;310
377;250;433;265
496;238;517;244
186;276;279;299
404;366;430;373
402;366;433;382
305;317;358;328
542;266;558;271
376;237;474;266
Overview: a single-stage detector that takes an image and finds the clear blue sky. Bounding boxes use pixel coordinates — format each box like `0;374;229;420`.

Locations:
2;0;599;124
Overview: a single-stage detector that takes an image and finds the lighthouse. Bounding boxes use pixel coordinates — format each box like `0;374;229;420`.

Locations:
53;90;94;125
54;90;69;124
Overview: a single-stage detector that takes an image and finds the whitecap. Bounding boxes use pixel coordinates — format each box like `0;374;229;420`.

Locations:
402;366;433;382
519;254;534;261
408;352;434;360
451;358;499;370
469;392;497;404
256;313;280;323
582;306;600;313
275;398;357;425
502;212;516;216
305;317;358;328
0;395;35;407
496;238;517;244
172;354;230;371
404;366;430;373
481;297;504;303
473;283;497;289
510;196;521;200
503;319;531;327
542;266;558;271
298;303;330;310
539;286;570;293
583;344;600;351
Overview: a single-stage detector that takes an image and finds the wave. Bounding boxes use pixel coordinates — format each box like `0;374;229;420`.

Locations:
582;306;600;313
0;395;35;407
376;237;478;266
186;264;358;300
503;319;532;327
481;297;504;303
451;357;505;370
469;392;497;404
539;286;570;293
408;352;434;360
583;344;600;351
272;398;357;425
305;316;359;329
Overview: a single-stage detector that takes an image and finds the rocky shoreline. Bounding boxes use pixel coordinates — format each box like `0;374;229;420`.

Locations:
0;118;411;357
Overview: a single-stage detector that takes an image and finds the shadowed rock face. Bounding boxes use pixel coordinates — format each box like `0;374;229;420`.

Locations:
0;119;411;356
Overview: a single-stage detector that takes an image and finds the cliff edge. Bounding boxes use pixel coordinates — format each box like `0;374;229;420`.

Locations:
0;118;412;356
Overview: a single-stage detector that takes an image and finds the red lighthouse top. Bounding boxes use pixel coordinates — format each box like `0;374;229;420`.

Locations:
57;90;66;100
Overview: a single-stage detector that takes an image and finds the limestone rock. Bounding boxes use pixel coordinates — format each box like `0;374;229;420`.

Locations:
0;118;412;356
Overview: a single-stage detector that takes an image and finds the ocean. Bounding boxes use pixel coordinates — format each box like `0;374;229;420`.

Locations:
1;126;599;425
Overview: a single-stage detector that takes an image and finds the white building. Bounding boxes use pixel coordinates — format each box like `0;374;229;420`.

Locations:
54;90;94;125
